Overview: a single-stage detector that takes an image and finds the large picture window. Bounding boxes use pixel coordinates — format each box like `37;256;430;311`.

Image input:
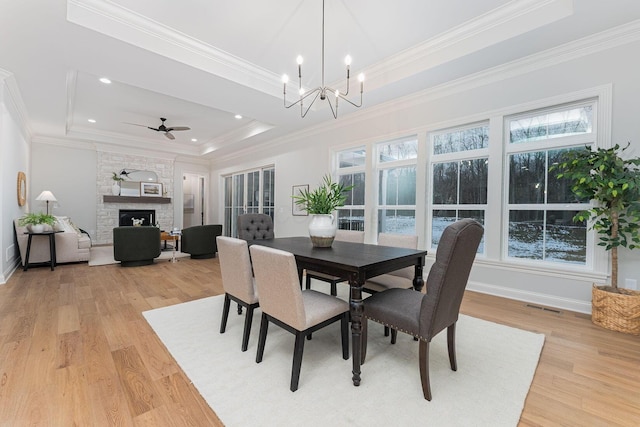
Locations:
336;147;366;231
376;137;417;235
505;101;595;265
429;124;488;252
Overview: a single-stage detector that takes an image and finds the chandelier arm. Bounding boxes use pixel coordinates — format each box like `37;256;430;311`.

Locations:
285;88;321;109
326;96;338;119
338;92;363;108
301;91;322;118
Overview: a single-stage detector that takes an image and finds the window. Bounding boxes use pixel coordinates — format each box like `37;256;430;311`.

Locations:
505;101;594;265
376;137;417;235
430;124;488;252
223;166;275;237
336;147;366;230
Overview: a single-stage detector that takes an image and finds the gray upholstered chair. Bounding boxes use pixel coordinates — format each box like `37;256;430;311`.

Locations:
361;219;484;400
363;233;419;293
305;229;365;295
113;226;161;267
249;244;349;392
237;213;274;241
181;224;223;259
216;236;259;351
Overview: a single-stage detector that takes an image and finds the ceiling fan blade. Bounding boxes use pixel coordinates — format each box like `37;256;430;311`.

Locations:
123;122;149;128
164;132;175;140
167;126;190;131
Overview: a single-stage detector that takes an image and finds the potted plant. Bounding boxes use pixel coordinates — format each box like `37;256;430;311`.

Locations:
111;172;124;195
293;174;354;247
19;212;57;233
553;143;640;334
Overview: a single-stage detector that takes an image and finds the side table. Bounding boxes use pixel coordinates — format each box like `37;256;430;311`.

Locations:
23;230;63;271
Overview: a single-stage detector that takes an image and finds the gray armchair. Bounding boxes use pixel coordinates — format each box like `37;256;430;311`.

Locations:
237;214;274;241
113;226;161;267
181;224;223;259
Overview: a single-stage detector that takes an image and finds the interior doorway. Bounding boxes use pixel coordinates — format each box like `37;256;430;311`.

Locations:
183;173;206;228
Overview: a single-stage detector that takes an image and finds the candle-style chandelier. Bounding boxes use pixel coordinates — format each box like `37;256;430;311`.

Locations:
282;0;364;119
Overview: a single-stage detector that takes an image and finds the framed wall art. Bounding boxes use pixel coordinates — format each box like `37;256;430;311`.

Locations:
292;184;308;216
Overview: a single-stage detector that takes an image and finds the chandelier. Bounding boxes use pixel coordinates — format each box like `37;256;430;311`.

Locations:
282;0;364;119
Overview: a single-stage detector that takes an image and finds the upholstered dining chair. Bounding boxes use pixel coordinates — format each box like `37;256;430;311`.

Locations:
237;213;274;241
362;233;419;337
216;236;259;352
249;244;350;392
363;232;419;294
361;219;484;401
305;229;365;295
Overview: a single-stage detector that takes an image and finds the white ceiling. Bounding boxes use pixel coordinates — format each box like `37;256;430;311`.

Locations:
2;0;640;160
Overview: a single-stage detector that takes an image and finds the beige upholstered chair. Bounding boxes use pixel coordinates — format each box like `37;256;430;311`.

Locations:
216;236;259;352
249;244;349;392
361;219;484;400
363;233;419;293
305;229;365;295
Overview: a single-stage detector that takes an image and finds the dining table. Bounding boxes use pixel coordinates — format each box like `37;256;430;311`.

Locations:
253;236;427;386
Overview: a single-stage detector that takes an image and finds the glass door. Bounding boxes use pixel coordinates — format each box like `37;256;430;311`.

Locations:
224;167;275;237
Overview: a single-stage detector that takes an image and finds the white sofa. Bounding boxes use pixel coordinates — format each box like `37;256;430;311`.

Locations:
14;216;91;265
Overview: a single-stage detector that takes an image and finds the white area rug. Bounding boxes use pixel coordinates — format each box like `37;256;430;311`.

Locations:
89;245;190;266
143;288;545;427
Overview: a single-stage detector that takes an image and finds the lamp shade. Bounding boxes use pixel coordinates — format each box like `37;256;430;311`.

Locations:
36;190;57;202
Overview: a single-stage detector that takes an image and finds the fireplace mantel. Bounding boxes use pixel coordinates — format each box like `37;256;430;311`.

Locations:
103;195;171;204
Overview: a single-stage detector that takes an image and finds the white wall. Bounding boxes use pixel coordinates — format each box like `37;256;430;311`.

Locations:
210;39;640;313
31;142;97;236
1;77;30;283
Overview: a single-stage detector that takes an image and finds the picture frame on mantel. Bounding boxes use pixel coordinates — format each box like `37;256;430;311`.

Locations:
141;182;162;197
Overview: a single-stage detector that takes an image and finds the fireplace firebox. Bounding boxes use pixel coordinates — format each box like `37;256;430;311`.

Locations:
119;209;155;226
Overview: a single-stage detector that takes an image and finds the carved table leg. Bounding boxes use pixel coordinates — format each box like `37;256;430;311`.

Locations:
350;272;364;386
413;259;425;292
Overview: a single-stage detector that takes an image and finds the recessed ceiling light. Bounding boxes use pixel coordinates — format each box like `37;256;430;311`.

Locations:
99;77;111;84
88;119;96;123
234;114;242;119
191;138;198;142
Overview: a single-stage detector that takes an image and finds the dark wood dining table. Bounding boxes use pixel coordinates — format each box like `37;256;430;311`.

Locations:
253;236;427;386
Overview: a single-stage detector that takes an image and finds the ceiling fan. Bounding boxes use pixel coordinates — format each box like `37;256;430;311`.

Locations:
125;117;190;140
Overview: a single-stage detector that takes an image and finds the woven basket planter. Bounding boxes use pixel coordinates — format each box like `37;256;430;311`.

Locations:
591;284;640;335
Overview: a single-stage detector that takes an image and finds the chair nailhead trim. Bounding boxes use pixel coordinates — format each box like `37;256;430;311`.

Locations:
363;315;426;341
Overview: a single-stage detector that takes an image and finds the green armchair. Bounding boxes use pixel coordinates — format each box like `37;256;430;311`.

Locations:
113;226;161;267
181;224;223;259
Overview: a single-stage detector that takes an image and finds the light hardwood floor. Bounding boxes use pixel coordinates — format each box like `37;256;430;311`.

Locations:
0;258;638;426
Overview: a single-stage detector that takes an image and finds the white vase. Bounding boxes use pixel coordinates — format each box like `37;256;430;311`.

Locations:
31;224;45;233
112;182;120;195
308;214;336;247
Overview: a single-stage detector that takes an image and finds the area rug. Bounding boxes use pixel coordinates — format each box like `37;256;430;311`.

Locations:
88;245;190;266
143;288;545;427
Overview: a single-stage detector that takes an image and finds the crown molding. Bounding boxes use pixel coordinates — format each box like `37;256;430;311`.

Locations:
344;0;573;92
200;120;275;156
66;0;282;98
0;69;32;140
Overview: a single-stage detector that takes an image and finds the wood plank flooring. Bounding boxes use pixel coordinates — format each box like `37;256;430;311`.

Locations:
0;258;638;426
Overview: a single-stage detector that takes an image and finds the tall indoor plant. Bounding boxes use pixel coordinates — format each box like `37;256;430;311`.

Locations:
553;143;640;334
293;174;353;247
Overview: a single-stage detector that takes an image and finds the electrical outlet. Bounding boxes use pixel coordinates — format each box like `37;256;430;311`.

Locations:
625;278;638;290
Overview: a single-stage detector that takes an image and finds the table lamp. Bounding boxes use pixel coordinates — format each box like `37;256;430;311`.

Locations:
36;190;57;215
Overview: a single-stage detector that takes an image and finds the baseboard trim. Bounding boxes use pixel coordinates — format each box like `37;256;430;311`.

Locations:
467;281;592;315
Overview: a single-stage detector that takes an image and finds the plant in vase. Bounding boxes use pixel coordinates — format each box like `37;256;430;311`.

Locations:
552;143;640;334
292;174;354;247
19;212;57;233
111;172;124;195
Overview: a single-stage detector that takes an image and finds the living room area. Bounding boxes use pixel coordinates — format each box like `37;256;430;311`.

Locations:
2;1;640;425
